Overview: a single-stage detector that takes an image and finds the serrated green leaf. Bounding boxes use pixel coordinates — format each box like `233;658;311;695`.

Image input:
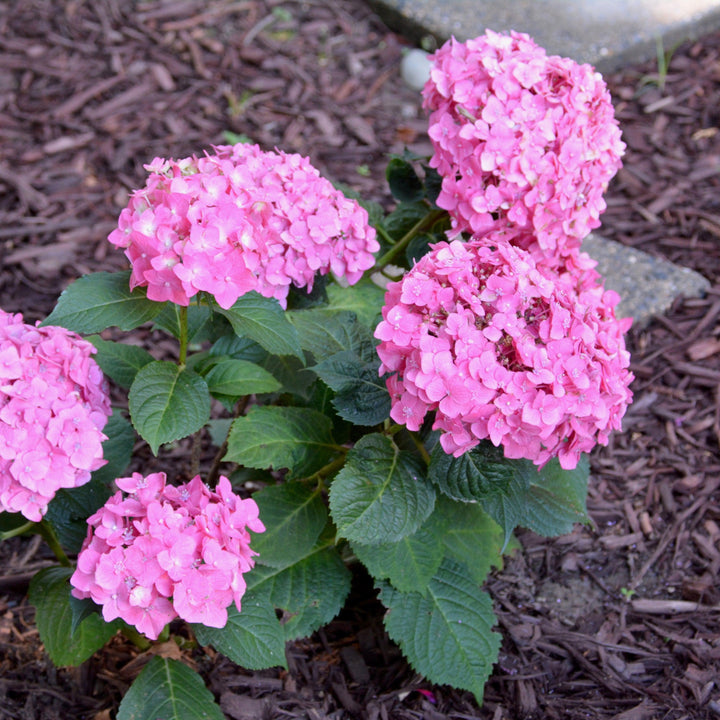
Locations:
216;292;303;360
288;309;374;361
313;350;390;426
87;336;154;388
91;410;136;485
192;593;287;670
351;511;445;593
523;455;590;536
329;433;435;545
42;271;163;333
117;656;224;720
325;279;386;329
379;559;501;704
128;362;210;455
251;482;327;568
436;496;506;585
246;540;351;641
203;358;281;400
386;157;424;203
225;406;338;479
210;334;267;363
28;567;119;666
405;232;434;265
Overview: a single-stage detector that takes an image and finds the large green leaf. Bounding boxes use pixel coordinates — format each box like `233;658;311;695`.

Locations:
313;350;390;426
192;592;287;670
28;567;119;667
325;279;386;329
246;533;351;641
203;358;281;400
250;482;327;568
216;292;303;360
42;271;163;333
386;156;424;203
117;656;224;720
225;406;338;479
379;559;501;704
329;433;435;545
287;309;374;361
351;507;446;593
128;361;210;454
87;336;154;389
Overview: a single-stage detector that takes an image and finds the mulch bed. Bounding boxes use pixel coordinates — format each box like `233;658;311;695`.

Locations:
1;1;719;718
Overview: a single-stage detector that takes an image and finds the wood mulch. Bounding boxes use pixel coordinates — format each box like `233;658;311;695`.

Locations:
0;1;719;718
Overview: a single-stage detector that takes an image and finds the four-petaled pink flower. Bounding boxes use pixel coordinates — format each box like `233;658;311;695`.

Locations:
0;310;111;521
375;238;633;469
109;143;379;309
70;472;265;640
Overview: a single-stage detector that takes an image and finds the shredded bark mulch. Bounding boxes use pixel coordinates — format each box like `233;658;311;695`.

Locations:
0;1;719;718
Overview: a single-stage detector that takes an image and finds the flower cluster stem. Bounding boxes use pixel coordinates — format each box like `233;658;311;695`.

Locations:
375;208;446;270
38;520;71;567
178;305;189;368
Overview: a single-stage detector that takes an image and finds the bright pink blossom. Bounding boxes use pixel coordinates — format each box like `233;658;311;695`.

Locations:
375;239;634;469
108;143;379;309
423;31;625;262
70;472;265;640
0;311;111;521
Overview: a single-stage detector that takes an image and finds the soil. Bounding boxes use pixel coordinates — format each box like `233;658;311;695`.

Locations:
1;1;720;719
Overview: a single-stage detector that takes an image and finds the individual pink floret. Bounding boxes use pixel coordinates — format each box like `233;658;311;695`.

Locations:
422;31;625;262
108;143;379;309
374;239;634;470
0;310;111;521
70;472;265;639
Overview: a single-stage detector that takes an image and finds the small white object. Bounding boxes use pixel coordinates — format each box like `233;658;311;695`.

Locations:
401;48;432;92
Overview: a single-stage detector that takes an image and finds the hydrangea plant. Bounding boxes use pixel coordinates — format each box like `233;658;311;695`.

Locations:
0;31;632;718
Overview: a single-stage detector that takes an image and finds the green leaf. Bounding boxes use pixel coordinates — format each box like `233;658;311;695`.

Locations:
225;406;338;479
313;350;390;426
87;336;154;389
42;271;163;333
203;358;281;400
351;508;445;592
329;433;435;545
288;309;374;361
128;361;210;455
192;592;287;670
379;559;501;704
216;292;303;360
523;455;590;536
386;157;424;203
28;567;119;666
261;354;316;399
251;482;327;569
325;279;386;329
210;334;267;363
436;496;506;585
117;656;224;720
90;410;136;485
246;536;351;641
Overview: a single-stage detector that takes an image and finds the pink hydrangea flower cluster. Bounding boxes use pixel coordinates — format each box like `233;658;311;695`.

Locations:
108;143;379;309
70;472;265;639
0;311;111;521
375;239;633;469
422;31;625;261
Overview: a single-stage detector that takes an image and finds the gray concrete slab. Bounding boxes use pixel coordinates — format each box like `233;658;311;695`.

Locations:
368;0;720;72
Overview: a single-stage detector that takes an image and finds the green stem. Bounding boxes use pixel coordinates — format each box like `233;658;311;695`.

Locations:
0;520;36;541
409;431;432;466
38;520;71;567
375;208;446;270
309;453;348;488
121;623;152;651
178;305;189;368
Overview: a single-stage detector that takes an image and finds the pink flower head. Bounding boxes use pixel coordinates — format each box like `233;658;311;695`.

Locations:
0;311;111;521
109;143;379;309
375;238;634;469
423;31;625;260
71;472;265;640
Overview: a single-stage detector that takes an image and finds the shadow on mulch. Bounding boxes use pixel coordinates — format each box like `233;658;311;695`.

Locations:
0;1;719;718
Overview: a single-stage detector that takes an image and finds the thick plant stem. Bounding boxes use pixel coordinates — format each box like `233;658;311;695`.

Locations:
178;305;189;368
121;623;152;651
0;520;35;542
38;520;71;567
375;208;445;270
